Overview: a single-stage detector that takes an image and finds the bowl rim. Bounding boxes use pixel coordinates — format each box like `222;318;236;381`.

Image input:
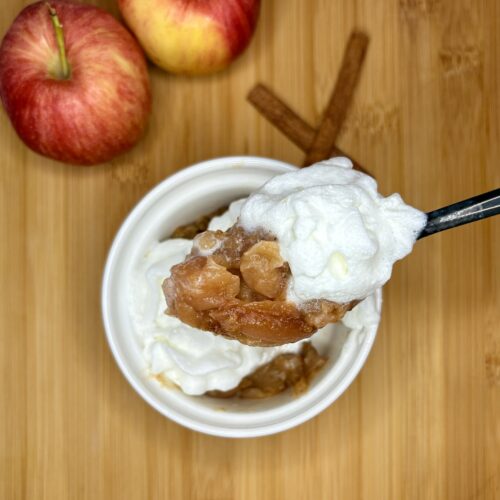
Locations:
101;156;381;438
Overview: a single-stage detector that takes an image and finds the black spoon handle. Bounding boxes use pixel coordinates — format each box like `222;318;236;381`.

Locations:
418;188;500;239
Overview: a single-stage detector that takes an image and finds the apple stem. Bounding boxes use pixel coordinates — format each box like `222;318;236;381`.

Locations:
46;3;70;80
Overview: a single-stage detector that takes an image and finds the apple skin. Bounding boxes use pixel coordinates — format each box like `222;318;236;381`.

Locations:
118;0;261;76
0;1;151;166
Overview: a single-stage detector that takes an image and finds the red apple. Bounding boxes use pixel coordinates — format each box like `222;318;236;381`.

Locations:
0;1;151;166
118;0;261;76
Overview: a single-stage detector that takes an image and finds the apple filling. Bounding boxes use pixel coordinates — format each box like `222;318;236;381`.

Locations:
207;342;327;399
163;225;358;347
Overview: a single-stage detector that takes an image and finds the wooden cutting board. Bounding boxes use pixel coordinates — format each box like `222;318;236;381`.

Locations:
1;1;499;499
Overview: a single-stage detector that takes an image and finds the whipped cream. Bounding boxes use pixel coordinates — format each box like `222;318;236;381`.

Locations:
129;196;381;396
239;157;427;304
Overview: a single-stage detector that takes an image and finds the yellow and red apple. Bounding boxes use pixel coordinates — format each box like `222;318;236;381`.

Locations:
118;0;261;75
0;1;151;166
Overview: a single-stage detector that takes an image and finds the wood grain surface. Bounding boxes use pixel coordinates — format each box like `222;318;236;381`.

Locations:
1;1;499;499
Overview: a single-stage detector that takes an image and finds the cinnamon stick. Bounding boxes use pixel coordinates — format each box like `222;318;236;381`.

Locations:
248;84;315;151
302;31;369;166
247;83;368;174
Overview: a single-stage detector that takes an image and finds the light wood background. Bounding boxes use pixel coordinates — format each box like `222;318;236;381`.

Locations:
1;0;499;499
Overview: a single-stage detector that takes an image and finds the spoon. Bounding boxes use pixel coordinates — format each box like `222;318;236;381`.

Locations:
418;188;500;239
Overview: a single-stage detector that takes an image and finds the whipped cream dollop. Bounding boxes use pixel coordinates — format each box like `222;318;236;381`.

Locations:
129;194;381;396
239;157;427;304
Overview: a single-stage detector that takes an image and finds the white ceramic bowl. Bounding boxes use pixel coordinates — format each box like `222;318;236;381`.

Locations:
102;156;382;438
